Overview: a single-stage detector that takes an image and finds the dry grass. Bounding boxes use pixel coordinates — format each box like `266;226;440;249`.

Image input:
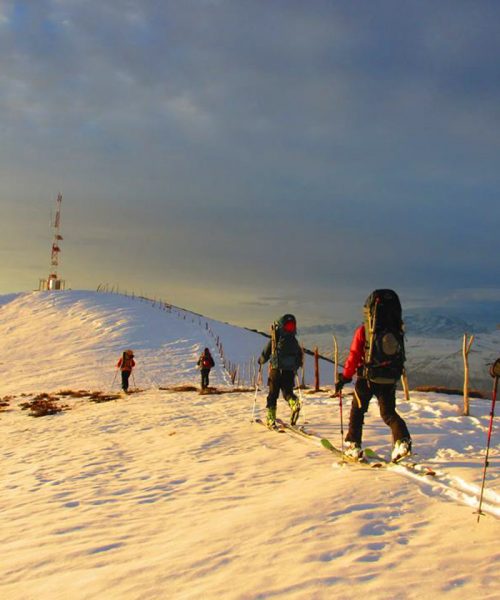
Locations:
88;391;121;403
413;386;488;399
199;387;224;395
20;395;70;417
0;395;13;411
160;385;199;392
58;389;92;398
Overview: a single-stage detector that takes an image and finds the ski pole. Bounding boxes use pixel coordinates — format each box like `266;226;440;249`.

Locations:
339;388;344;455
111;368;119;390
251;365;262;421
333;334;344;452
476;357;500;522
132;371;137;390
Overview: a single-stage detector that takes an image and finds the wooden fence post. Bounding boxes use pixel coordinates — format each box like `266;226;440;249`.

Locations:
463;333;474;416
333;335;339;388
300;344;306;388
314;346;320;392
401;370;410;401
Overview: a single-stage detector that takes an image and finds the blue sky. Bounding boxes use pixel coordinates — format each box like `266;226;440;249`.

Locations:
1;1;499;328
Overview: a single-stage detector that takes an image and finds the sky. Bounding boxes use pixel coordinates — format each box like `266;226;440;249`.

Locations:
0;0;499;329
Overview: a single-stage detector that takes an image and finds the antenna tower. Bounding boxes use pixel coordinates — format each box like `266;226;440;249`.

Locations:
38;193;66;291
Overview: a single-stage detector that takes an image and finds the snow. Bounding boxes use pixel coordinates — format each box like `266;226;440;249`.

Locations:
1;291;499;599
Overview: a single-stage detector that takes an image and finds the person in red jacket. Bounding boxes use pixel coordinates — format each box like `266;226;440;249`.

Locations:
336;325;411;461
117;349;135;392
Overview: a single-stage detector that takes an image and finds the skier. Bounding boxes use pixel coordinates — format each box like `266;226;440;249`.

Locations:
336;290;412;462
117;349;135;393
197;347;215;390
258;314;303;429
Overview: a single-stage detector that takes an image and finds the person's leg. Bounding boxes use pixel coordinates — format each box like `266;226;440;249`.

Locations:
121;371;130;391
201;369;209;389
375;383;411;443
281;370;300;424
266;369;281;424
345;378;372;446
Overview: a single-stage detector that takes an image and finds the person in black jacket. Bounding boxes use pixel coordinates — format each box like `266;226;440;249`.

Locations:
258;314;303;428
197;347;215;390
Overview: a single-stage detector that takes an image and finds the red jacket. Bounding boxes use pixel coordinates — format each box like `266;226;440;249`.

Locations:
117;356;135;372
343;325;365;380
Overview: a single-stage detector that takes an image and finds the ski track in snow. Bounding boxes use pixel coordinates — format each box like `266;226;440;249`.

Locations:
0;291;499;600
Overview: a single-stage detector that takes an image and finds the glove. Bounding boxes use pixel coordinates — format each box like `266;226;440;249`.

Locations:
335;373;352;394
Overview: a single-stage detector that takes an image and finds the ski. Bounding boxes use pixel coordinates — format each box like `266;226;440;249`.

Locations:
276;418;373;465
320;438;373;465
275;418;319;442
253;417;286;433
363;448;437;476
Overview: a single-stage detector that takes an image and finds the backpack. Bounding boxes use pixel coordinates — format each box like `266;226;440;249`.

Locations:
201;356;212;369
271;314;301;370
363;289;405;384
121;352;134;371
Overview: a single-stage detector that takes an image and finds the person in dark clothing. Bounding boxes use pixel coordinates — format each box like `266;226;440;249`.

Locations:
197;347;215;390
258;314;303;428
336;311;411;462
117;349;135;392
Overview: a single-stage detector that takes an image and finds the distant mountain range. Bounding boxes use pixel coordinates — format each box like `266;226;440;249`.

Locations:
300;302;499;339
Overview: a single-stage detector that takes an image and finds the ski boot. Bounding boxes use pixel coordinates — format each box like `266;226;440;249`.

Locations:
344;442;363;461
288;395;301;426
391;438;412;462
266;407;278;430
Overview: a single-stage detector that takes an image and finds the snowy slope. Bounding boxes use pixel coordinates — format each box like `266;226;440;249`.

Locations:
0;291;332;396
1;291;499;600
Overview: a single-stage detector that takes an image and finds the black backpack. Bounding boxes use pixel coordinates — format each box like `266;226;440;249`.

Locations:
363;289;405;384
271;314;301;370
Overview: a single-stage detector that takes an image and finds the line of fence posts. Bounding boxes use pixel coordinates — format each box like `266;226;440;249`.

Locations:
96;285;248;384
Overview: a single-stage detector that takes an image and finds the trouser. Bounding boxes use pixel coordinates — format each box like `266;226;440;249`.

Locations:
266;369;296;410
200;369;210;389
346;377;410;445
121;370;131;391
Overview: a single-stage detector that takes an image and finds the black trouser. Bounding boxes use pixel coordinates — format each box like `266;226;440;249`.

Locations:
266;369;296;409
346;378;410;445
121;370;131;391
200;368;210;389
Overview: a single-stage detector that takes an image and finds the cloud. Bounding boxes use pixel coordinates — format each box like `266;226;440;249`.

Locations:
1;1;499;325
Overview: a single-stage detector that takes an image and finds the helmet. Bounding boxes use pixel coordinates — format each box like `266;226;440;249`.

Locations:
279;314;297;334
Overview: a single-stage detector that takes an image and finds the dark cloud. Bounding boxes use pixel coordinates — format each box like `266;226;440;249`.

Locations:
1;1;499;326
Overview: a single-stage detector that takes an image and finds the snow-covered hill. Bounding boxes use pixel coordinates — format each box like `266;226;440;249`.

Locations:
1;291;499;600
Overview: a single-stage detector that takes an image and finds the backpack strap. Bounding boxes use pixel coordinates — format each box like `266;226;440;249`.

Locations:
365;297;379;366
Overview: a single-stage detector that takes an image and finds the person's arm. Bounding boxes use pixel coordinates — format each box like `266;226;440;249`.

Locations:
258;340;272;365
295;341;303;371
342;325;365;380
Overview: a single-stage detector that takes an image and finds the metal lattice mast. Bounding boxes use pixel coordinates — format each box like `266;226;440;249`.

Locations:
48;193;63;283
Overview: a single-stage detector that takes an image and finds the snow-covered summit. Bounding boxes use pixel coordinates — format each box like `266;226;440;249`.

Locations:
1;290;499;599
0;290;248;394
0;290;331;396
